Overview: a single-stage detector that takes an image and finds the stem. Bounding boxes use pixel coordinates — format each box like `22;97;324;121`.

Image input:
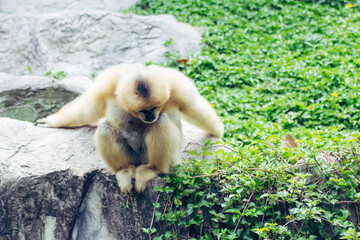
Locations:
189;172;224;179
233;189;256;234
149;191;162;240
261;136;289;166
271;219;297;240
245;167;287;184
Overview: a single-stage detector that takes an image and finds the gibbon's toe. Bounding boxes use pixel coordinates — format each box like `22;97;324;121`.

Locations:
134;179;147;193
134;165;159;193
119;182;133;196
115;170;134;195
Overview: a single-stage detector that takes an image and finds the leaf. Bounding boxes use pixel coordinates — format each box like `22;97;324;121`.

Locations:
188;149;199;156
177;58;190;64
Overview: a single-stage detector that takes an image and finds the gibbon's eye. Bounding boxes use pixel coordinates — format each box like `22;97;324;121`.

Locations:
139;106;159;123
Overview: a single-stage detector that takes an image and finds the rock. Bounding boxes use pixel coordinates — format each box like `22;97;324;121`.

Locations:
0;73;92;122
0;12;201;76
0;15;39;76
0;73;222;239
0;0;137;13
0;117;218;239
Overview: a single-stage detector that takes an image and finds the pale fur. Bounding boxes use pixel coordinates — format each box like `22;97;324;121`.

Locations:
36;64;224;194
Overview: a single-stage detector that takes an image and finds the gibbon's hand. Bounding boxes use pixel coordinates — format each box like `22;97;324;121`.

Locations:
34;115;59;128
34;118;50;127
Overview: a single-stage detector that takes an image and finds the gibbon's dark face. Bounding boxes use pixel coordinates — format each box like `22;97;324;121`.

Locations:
138;106;159;124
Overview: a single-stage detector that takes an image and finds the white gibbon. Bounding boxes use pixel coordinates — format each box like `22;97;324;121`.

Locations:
35;64;224;195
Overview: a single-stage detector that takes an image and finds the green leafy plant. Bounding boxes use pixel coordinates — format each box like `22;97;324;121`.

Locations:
25;66;32;73
45;70;68;80
133;0;360;239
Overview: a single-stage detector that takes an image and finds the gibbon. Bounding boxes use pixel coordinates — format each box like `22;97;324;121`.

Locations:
35;64;224;195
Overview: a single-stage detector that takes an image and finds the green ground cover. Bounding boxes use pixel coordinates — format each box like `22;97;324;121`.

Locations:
133;0;360;239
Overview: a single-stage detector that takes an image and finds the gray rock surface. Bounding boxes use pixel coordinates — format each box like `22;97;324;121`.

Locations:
0;73;92;122
0;73;222;239
0;118;217;239
0;11;201;76
0;0;137;13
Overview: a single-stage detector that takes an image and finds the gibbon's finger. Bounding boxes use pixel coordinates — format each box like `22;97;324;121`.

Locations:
34;119;50;127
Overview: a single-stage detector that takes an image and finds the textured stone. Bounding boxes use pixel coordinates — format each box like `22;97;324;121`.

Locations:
0;117;218;239
36;12;201;76
0;73;92;122
0;0;137;13
0;15;39;75
0;12;201;76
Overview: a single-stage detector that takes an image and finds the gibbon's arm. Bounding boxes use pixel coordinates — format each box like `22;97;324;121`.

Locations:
35;68;121;127
35;64;146;127
173;77;224;139
36;88;107;127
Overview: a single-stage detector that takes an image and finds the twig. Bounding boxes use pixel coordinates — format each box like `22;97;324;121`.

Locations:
263;81;278;95
297;221;305;235
189;172;224;179
148;191;162;240
172;225;178;240
260;198;269;229
200;144;234;159
355;204;360;228
271;219;297;240
245;167;287;184
207;144;234;152
331;200;360;204
283;163;316;171
261;136;289;166
246;167;273;173
233;189;256;234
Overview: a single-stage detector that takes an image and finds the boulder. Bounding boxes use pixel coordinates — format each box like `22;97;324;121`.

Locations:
0;118;218;239
0;73;222;239
0;0;137;13
0;12;201;76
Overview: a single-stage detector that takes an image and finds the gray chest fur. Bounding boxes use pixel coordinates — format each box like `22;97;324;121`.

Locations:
116;114;150;163
104;107;152;166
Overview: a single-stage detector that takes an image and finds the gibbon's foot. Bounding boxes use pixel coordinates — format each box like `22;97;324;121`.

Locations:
134;165;159;193
134;178;147;193
115;170;135;195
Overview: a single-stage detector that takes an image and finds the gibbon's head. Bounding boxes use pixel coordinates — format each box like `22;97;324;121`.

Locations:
116;73;171;124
